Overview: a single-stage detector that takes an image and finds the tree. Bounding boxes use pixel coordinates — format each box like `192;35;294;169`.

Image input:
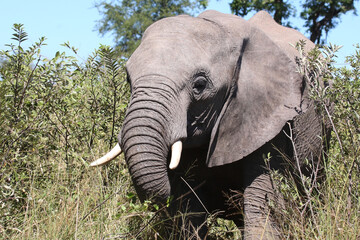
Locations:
302;0;357;43
229;0;295;26
97;0;207;57
230;0;358;44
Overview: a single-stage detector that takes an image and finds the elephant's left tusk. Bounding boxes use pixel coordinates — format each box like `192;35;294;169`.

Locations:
90;144;122;167
169;141;182;170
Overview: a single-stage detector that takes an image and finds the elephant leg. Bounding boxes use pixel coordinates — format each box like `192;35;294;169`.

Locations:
243;173;282;240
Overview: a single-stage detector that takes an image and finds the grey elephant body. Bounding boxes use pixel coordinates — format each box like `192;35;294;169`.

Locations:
168;104;326;239
115;10;329;239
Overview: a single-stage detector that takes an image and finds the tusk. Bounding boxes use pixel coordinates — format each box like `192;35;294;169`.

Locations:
90;143;122;167
169;141;182;170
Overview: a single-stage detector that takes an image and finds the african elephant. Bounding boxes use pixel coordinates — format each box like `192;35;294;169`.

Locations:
91;10;329;239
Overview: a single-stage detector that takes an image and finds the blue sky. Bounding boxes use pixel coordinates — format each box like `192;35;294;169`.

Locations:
0;0;359;65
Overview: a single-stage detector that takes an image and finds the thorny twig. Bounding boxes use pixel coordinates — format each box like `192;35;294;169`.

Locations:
283;123;317;225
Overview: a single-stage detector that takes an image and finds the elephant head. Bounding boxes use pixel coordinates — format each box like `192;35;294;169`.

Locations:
91;11;315;203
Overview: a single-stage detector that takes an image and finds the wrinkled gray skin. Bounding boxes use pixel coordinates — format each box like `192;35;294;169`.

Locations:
119;10;327;239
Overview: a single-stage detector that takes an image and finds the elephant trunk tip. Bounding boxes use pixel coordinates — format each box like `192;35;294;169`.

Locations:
135;179;172;204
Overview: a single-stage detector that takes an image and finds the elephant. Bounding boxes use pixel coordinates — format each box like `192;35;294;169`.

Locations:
91;10;330;239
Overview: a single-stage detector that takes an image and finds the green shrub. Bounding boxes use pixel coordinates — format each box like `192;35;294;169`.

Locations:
0;24;130;238
273;43;360;239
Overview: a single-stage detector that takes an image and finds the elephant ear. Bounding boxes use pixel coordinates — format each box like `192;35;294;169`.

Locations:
200;11;315;167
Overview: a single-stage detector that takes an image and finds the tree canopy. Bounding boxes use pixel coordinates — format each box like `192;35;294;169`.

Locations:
230;0;358;44
301;0;357;43
97;0;357;55
230;0;295;26
96;0;207;57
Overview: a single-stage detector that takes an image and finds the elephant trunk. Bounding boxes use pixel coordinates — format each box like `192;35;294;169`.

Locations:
120;83;180;202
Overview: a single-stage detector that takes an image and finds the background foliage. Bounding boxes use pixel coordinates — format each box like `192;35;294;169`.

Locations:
0;24;131;238
0;23;359;239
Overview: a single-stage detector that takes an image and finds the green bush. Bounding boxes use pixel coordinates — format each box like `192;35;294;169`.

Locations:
273;42;360;239
0;24;131;238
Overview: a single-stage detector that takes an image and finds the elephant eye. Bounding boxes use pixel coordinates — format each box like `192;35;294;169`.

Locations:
193;77;207;95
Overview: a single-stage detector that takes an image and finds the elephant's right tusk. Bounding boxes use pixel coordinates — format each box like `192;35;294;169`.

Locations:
90;143;122;167
169;141;182;170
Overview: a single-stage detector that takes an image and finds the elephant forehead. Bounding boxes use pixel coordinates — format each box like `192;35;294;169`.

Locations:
128;38;208;74
142;15;224;44
127;16;232;84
